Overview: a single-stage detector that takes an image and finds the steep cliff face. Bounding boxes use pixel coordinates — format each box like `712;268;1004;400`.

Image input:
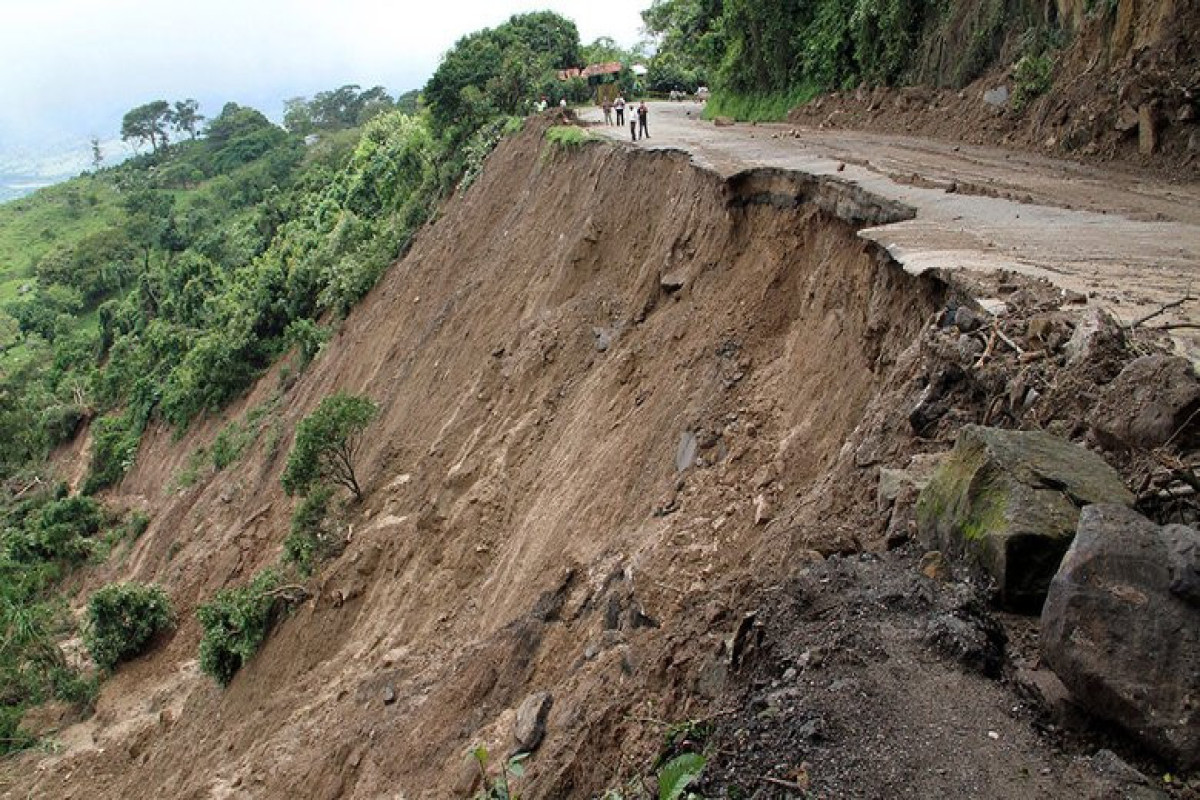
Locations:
3;123;949;798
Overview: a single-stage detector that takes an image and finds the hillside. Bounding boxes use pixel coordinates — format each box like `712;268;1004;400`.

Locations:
0;108;1194;798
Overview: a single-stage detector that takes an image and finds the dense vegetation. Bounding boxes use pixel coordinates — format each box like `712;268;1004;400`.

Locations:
1;483;147;752
0;10;593;728
642;0;1062;118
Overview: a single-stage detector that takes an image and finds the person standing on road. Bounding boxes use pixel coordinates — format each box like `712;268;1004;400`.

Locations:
602;99;613;125
614;96;626;126
630;109;638;141
637;102;650;139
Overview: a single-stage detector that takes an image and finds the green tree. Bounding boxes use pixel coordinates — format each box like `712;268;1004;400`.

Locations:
424;11;580;136
643;0;725;88
281;393;377;500
171;98;204;140
121;101;172;153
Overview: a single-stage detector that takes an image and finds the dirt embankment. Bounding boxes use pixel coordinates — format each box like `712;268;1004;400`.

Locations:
0;121;1183;798
790;0;1200;181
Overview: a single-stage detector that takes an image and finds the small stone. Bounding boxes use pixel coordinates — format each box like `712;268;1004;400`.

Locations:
382;685;396;705
920;551;950;582
987;730;1000;740
1115;104;1139;133
983;86;1009;107
754;494;773;525
513;691;553;751
660;273;685;293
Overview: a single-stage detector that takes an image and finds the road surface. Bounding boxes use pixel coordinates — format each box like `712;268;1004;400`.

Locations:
582;102;1200;356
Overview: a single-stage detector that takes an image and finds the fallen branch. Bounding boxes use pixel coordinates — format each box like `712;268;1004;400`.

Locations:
993;325;1024;356
1164;405;1200;449
1130;296;1196;329
972;328;998;369
264;584;310;603
1147;323;1200;332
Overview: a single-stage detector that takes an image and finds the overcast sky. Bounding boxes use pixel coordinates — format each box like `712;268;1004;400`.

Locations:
0;0;650;155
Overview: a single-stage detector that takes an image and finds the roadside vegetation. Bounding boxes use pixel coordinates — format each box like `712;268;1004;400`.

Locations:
640;0;1064;121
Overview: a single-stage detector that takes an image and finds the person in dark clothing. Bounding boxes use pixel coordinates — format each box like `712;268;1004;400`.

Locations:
614;96;626;126
637;102;649;139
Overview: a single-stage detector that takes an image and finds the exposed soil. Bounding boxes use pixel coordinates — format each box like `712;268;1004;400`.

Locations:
1;116;1197;799
786;0;1200;184
584;101;1200;362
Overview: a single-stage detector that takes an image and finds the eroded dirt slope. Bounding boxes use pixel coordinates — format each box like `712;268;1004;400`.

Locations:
0;120;1179;799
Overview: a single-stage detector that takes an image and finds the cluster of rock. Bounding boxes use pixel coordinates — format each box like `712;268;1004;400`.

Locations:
907;355;1200;771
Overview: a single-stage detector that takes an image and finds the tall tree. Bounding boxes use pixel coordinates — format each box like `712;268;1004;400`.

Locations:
171;99;204;140
90;137;103;170
120;101;172;153
424;11;581;135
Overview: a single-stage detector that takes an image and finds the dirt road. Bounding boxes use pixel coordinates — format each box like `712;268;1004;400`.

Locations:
583;102;1200;356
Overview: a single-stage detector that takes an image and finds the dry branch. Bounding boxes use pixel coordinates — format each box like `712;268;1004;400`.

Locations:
1130;296;1196;329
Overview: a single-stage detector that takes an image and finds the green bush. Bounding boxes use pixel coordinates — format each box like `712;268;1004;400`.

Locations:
83;582;173;671
283;485;340;576
281;393;377;500
11;495;104;563
1011;52;1054;112
0;705;34;755
196;568;284;686
84;409;146;494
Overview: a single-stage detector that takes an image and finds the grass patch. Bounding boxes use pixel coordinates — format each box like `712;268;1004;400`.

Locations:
544;125;591;149
703;84;822;122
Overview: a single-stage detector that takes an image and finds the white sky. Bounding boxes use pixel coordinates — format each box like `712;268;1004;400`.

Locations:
0;0;650;153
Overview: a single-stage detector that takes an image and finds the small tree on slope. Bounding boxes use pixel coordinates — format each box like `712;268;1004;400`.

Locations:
281;393;377;501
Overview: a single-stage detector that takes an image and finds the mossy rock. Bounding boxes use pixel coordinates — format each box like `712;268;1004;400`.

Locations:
916;425;1133;611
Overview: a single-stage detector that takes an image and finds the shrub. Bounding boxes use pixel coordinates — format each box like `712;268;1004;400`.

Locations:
17;495;103;563
83;582;173;671
281;393;377;500
283;485;340;576
0;706;34;755
1011;52;1054;112
197;568;284;686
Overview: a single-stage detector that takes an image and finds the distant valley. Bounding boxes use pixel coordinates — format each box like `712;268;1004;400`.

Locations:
0;136;127;204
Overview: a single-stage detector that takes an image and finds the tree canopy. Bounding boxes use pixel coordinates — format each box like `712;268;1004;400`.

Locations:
423;11;581;137
281;393;378;500
121;101;172;153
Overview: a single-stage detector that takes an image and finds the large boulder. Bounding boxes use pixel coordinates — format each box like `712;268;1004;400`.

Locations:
1041;504;1200;769
916;425;1133;610
1089;355;1200;451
